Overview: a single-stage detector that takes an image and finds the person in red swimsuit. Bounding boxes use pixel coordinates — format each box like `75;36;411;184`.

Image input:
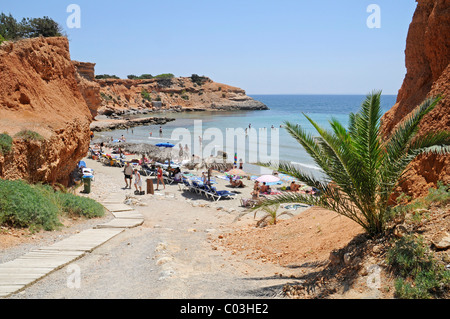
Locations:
156;166;165;190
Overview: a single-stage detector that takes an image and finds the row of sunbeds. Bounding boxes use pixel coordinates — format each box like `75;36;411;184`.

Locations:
181;179;236;202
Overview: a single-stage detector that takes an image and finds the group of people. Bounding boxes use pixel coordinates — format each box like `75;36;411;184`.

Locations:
123;162;167;194
251;181;272;199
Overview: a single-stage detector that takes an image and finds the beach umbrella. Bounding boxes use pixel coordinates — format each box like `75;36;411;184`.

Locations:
227;168;248;176
278;173;299;183
156;143;175;148
256;175;281;183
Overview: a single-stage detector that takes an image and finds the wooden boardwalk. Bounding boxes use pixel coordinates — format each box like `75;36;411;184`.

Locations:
0;193;144;297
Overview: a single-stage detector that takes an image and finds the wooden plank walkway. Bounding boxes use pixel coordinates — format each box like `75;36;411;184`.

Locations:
0;193;145;298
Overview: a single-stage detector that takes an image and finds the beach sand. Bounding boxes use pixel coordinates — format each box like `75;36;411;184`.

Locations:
2;149;374;299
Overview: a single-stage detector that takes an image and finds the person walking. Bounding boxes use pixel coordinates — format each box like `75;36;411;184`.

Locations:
133;168;143;194
156;166;165;190
123;162;133;189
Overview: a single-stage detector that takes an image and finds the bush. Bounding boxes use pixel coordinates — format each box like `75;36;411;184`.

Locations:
56;192;104;218
0;180;61;231
0;13;63;40
387;235;450;298
0;179;105;231
154;73;174;79
0;133;13;154
15;130;44;142
141;89;152;101
95;74;120;80
191;74;207;86
425;182;449;206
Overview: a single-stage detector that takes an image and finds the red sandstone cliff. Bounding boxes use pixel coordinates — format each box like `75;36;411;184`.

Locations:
72;61;101;118
0;37;93;185
381;0;450;198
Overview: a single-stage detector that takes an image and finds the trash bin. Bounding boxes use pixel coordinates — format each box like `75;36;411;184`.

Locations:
82;175;93;194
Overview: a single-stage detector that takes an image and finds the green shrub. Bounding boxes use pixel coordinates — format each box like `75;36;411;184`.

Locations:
0;179;104;231
190;74;207;86
141;89;152;101
0;133;13;154
0;33;5;45
95;74;120;80
387;234;450;298
0;179;61;231
424;182;449;206
56;192;104;218
15;130;44;142
154;73;174;79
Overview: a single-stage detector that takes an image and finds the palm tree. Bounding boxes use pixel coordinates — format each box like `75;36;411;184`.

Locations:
256;91;450;237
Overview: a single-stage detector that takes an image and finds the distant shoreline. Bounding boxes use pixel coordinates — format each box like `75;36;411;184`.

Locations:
90;116;176;132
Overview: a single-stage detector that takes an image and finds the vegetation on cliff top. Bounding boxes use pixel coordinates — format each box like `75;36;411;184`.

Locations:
0;13;63;41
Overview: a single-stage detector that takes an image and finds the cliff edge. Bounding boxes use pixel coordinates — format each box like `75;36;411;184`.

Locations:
381;0;450;198
0;37;93;185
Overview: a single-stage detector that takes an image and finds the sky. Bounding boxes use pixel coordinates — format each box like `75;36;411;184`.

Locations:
2;1;417;95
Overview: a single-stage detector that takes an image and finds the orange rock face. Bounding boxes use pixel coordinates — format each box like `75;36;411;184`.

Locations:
381;0;450;198
73;61;101;118
0;37;93;185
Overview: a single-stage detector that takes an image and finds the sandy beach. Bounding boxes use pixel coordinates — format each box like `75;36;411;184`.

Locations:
1;144;380;299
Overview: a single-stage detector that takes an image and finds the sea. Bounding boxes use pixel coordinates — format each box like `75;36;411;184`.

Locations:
96;94;397;177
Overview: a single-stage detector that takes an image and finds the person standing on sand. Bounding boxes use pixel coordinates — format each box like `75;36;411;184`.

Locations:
133;168;143;194
123;162;133;189
156;166;165;190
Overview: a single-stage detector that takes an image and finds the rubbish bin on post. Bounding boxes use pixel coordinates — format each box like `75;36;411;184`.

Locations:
82;175;92;194
146;178;154;195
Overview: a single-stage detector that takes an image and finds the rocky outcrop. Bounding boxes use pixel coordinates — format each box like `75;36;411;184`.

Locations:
381;0;450;198
96;76;268;116
73;61;101;118
0;37;93;185
90;116;175;132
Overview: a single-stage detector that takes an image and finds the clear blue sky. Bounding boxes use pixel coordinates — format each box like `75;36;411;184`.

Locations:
2;1;417;95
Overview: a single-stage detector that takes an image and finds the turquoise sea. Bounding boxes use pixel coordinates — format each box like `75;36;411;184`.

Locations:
97;94;397;175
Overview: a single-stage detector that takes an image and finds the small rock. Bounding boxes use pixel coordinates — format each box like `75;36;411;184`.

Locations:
156;257;173;265
432;234;450;250
329;251;341;266
343;253;352;265
372;245;382;254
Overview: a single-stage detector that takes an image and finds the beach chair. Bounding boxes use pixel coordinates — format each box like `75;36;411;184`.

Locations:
164;175;175;185
191;181;207;196
181;179;195;192
208;186;236;201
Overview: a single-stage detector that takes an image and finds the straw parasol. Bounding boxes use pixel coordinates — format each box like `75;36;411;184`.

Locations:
226;168;248;176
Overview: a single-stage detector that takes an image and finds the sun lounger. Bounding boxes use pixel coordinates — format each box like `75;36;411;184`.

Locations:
207;185;236;201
